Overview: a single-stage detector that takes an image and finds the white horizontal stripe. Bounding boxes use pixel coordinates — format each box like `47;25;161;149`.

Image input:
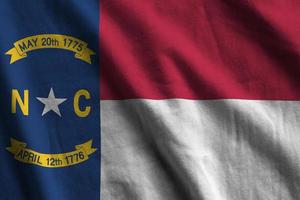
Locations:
101;99;300;200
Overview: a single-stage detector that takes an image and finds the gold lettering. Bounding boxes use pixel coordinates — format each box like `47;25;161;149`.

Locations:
12;89;29;116
74;89;91;117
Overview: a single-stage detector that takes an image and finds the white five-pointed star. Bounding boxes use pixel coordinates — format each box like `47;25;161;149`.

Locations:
36;88;67;117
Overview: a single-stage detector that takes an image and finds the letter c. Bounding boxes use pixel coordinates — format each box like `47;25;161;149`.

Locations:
74;89;91;118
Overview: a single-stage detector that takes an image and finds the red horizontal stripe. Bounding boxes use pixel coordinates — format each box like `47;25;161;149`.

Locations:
100;0;300;100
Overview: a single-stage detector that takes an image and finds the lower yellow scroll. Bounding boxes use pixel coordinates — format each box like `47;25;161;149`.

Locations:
6;138;97;168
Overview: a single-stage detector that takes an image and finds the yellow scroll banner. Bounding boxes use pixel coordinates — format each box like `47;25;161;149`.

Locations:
5;34;95;64
6;138;97;168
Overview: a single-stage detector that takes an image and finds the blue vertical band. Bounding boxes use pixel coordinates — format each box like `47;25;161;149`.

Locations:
0;1;100;199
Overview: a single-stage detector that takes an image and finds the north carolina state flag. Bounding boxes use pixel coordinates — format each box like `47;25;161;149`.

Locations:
101;1;300;200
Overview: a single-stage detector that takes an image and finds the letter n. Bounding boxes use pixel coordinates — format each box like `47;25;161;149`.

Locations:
12;89;29;116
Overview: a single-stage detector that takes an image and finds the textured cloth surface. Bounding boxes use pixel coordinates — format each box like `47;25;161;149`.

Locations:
100;1;300;199
101;100;300;200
